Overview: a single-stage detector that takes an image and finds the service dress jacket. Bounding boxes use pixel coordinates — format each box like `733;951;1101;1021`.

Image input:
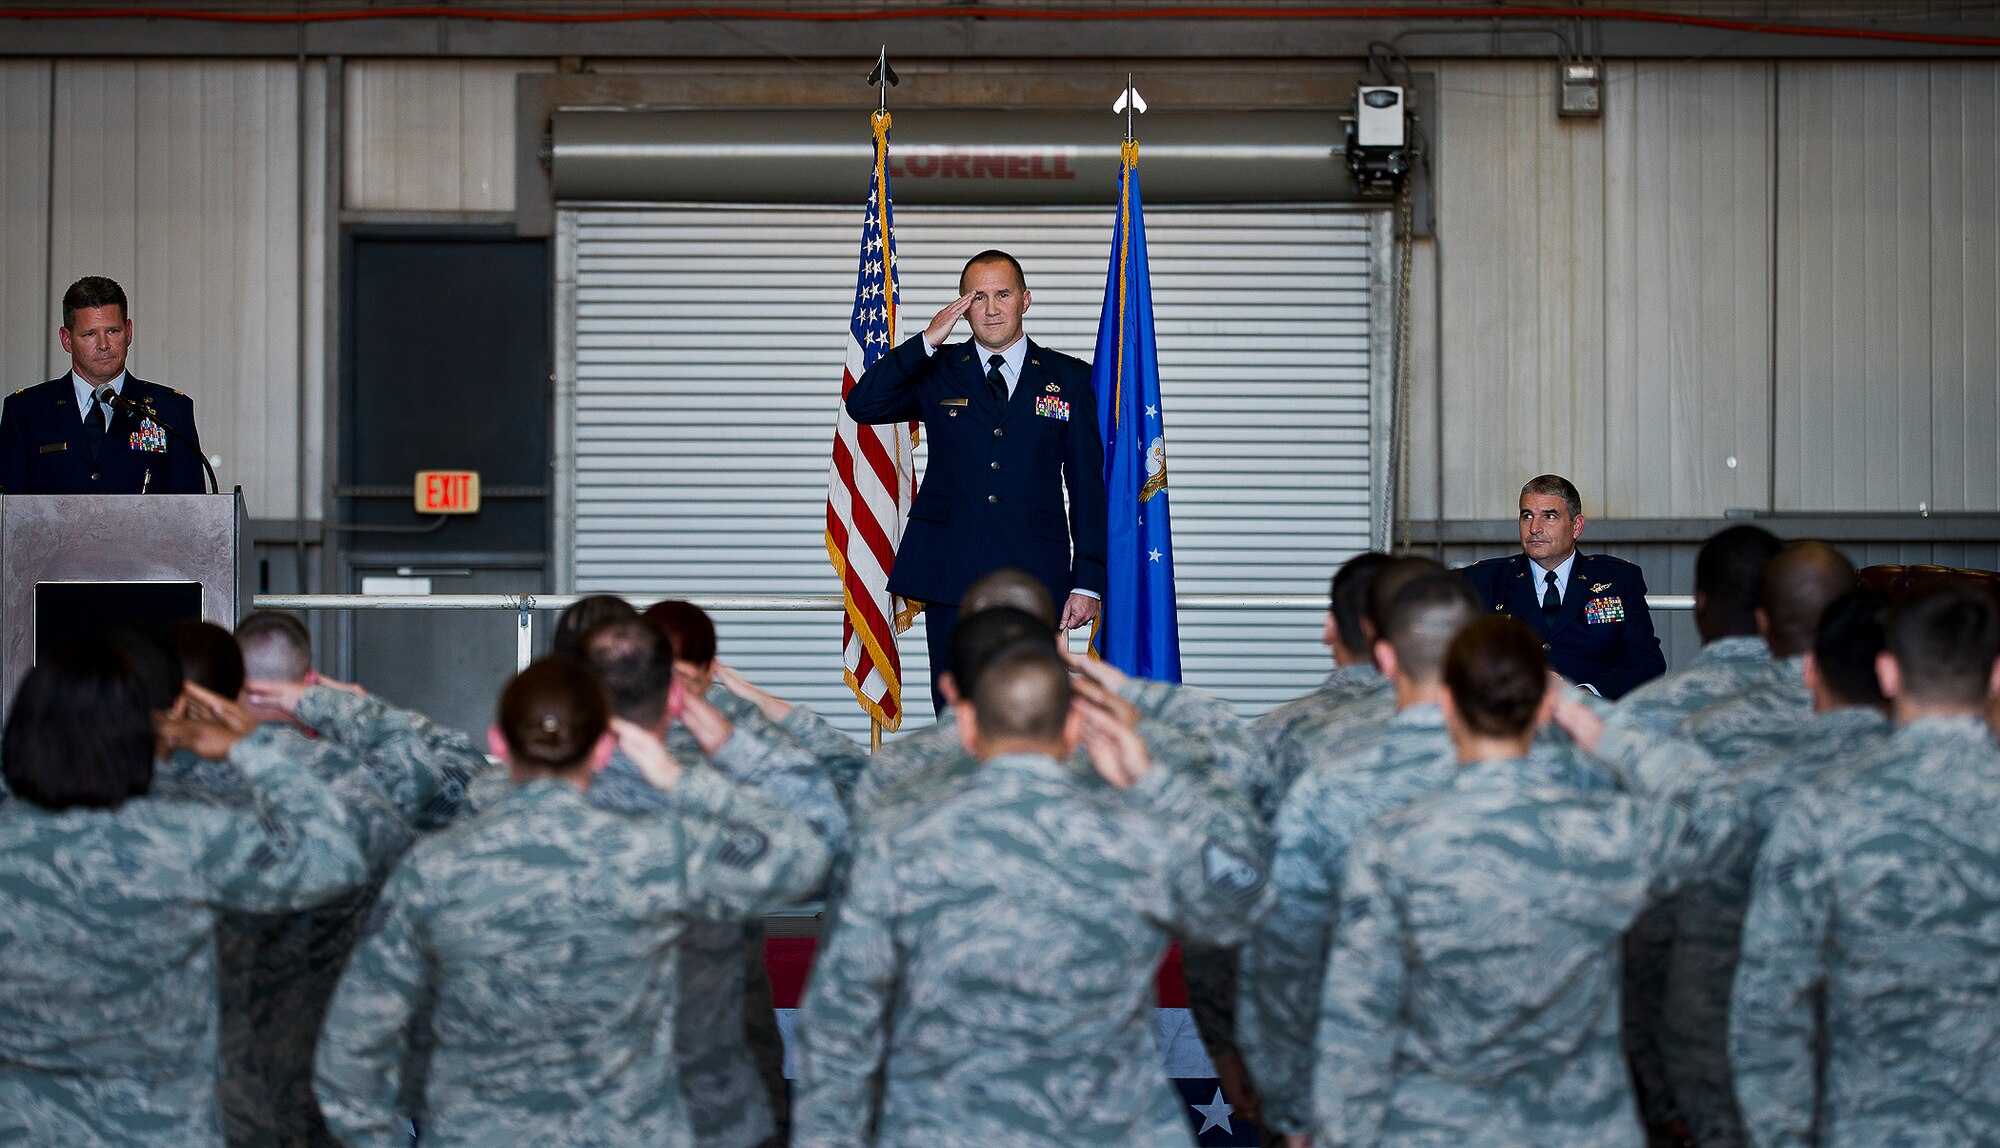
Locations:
845;334;1107;607
0;375;206;494
1461;551;1667;700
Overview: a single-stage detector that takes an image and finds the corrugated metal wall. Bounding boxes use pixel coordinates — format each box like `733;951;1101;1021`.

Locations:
0;59;324;520
1414;58;2000;524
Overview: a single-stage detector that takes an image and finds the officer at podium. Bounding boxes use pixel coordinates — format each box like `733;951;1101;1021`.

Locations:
0;276;206;495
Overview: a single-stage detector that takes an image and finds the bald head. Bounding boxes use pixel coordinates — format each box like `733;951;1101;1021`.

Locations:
1759;542;1857;658
962;568;1057;627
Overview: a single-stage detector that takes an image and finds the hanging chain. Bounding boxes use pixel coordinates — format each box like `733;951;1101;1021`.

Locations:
1391;181;1416;555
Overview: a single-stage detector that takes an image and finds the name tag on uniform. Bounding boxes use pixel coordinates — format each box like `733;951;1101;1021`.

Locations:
129;419;168;454
1034;395;1070;422
38;442;66;454
940;397;970;407
1584;596;1625;625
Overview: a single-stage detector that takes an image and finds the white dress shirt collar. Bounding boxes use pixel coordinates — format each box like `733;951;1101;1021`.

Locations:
71;371;128;423
977;335;1030;397
1534;550;1578;604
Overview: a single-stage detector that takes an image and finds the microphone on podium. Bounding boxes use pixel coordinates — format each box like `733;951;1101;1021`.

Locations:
94;383;218;495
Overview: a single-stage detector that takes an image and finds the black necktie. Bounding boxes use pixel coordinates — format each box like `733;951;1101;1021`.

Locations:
986;353;1007;404
1542;569;1561;614
83;397;107;456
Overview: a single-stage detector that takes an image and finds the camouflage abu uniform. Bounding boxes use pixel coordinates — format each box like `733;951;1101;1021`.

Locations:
314;767;829;1148
1253;672;1397;824
151;686;496;1148
0;727;366;1147
1237;702;1456;1134
1731;715;2000;1148
1656;705;1889;1148
791;751;1271;1148
590;716;850;1148
1607;633;1772;1130
1251;663;1385;766
1674;654;1812;769
1313;728;1743;1148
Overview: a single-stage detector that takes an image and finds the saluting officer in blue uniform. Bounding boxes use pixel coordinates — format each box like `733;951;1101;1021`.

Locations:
0;276;206;496
846;250;1106;711
1461;474;1665;699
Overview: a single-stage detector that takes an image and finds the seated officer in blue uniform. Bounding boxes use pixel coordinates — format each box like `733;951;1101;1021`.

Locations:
846;250;1106;711
0;276;206;495
1460;473;1665;699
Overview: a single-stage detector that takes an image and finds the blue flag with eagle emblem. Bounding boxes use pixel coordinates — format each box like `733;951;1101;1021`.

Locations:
1090;140;1181;682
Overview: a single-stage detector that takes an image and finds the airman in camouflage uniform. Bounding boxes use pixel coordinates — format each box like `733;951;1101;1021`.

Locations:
0;724;366;1147
791;642;1272;1148
1732;581;2000;1148
1313;618;1743;1148
314;709;829;1147
1238;571;1481;1136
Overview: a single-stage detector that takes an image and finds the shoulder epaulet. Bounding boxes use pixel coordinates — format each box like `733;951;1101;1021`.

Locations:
1583;553;1639;569
1463;554;1518;570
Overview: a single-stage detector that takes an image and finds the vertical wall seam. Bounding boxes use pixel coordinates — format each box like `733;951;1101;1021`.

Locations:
1767;61;1780;514
41;59;56;381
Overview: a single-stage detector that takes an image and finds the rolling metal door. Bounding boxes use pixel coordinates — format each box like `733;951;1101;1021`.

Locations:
563;206;1387;738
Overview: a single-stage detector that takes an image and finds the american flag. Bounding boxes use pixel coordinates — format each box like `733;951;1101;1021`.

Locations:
825;109;919;732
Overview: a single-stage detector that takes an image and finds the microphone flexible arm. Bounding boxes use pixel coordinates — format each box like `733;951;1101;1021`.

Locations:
94;384;218;495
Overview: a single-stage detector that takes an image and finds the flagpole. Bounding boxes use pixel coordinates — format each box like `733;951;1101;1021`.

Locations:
869;44;898;755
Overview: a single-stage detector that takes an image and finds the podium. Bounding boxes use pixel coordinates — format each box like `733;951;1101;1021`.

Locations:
0;492;253;709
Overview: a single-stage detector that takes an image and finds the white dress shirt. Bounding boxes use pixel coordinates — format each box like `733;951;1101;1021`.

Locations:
1535;551;1577;605
71;370;127;425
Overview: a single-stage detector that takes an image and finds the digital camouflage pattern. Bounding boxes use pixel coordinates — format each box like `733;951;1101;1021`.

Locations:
1613;635;1771;734
1237;702;1454;1134
1313;727;1742;1148
314;767;828;1148
591;715;853;1148
148;685;495;1148
791;751;1272;1148
1249;670;1395;824
1674;654;1812;769
1606;633;1772;1130
1657;705;1889;1148
0;727;365;1147
1731;715;2000;1148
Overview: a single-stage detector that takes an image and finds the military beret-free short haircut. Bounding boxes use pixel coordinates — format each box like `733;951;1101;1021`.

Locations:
1366;555;1448;642
968;638;1072;743
579;617;677;726
1886;579;2000;706
1758;541;1858;659
104;625;184;713
1693;525;1784;637
166;620;246;700
644;600;718;667
1812;588;1890;709
949;607;1059;700
62;275;128;329
1385;571;1483;683
961;567;1057;628
1330;552;1392;652
551;595;638;659
235;610;313;683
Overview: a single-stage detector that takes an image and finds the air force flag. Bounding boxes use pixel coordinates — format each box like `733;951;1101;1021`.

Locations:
1090;137;1182;682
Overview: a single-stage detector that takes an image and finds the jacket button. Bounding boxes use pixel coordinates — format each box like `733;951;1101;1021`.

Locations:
993;428;1003;437
90;472;101;481
988;495;999;504
990;461;1001;470
1543;643;1552;652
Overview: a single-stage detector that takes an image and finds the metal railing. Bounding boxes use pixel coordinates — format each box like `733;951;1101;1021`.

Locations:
253;593;1697;673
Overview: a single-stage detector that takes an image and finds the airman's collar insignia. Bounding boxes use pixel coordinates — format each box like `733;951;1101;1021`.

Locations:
1591;581;1613;594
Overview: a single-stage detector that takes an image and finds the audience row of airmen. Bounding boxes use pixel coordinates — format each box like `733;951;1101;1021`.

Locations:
2;497;1998;1148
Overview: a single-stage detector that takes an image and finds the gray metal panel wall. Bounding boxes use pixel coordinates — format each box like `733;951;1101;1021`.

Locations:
1424;60;1777;523
0;61;51;400
344;59;551;213
1776;61;2000;514
11;59;325;520
567;206;1380;738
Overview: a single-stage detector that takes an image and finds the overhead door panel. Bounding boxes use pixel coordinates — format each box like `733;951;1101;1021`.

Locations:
568;205;1382;739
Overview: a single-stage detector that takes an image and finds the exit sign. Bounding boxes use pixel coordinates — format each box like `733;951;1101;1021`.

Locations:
415;470;481;515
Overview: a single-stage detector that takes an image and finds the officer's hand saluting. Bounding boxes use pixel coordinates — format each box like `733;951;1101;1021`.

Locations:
923;292;974;350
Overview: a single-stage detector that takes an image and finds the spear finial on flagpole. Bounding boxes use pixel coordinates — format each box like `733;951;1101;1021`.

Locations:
1113;73;1146;144
869;45;899;115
